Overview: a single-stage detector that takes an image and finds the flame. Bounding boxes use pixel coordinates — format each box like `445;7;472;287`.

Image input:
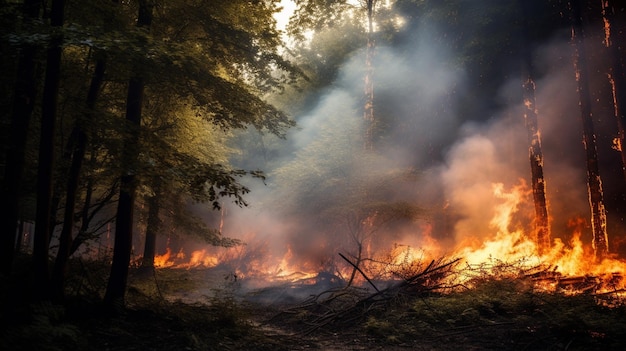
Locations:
454;182;625;295
182;249;218;269
147;179;625;300
154;248;174;268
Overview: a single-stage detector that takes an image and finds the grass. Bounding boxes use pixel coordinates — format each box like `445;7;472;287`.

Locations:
358;278;626;350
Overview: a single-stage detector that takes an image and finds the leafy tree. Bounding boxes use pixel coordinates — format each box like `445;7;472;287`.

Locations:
97;0;297;306
0;0;298;305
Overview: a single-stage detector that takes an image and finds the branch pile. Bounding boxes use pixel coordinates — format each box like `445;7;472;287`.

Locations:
268;255;461;334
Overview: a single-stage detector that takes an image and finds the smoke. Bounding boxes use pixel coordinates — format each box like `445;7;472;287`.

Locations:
214;25;465;267
437;35;597;250
203;20;620;272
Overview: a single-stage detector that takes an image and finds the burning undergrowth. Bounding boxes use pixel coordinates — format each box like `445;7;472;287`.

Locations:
149;178;626;305
139;247;626;350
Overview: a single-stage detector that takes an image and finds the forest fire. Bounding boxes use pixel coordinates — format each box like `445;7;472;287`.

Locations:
150;180;626;301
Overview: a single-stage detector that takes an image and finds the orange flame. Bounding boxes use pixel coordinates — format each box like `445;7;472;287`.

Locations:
148;180;625;298
154;248;174;268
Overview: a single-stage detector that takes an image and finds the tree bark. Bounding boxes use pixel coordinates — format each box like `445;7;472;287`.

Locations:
570;0;609;258
33;0;65;298
522;78;551;254
363;0;377;151
519;0;551;255
140;182;162;272
600;0;626;182
0;0;42;275
104;0;153;307
51;57;106;301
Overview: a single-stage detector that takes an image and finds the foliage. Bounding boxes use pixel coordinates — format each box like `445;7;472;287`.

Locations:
0;0;302;270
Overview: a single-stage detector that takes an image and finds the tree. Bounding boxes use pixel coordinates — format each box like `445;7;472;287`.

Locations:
31;0;66;298
362;0;379;150
51;52;107;301
0;0;42;275
519;0;550;254
104;0;154;307
570;0;609;258
136;99;242;272
100;0;298;306
600;0;626;182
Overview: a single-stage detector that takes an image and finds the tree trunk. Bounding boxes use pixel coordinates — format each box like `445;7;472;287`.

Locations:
519;0;551;255
600;0;626;182
363;0;376;150
0;0;42;275
51;57;106;301
570;0;609;258
140;183;162;273
33;0;65;298
104;0;153;307
522;78;551;254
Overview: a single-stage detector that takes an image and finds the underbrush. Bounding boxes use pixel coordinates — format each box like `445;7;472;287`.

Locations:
0;258;291;351
3;257;626;350
362;278;626;350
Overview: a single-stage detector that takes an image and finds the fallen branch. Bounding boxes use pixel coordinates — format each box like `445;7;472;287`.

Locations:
339;253;379;292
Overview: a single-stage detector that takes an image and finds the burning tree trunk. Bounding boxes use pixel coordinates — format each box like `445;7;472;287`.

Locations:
570;0;609;258
520;0;551;254
522;78;551;254
104;0;154;307
600;0;626;182
519;0;551;255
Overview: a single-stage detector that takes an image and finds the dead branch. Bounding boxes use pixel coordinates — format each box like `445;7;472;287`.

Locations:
292;257;461;334
339;252;379;292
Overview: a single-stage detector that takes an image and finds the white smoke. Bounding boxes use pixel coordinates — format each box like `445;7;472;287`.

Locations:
208;23;603;269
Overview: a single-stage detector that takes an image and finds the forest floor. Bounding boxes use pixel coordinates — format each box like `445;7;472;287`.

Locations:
2;260;626;350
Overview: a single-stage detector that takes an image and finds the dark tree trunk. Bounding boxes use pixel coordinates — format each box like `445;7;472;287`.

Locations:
33;0;65;297
140;183;162;272
0;0;42;275
601;0;626;182
571;0;609;258
15;221;25;254
51;57;106;301
104;0;153;307
519;0;550;254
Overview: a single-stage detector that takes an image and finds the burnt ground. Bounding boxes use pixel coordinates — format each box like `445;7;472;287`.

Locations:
2;263;626;350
